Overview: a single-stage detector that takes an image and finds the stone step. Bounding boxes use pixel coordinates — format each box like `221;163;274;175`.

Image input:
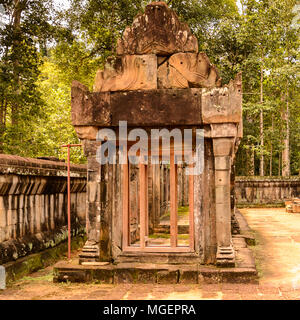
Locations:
79;252;99;258
154;225;189;234
81;262;110;266
79;258;100;264
82;246;98;249
81;248;98;253
53;261;257;284
115;252;200;264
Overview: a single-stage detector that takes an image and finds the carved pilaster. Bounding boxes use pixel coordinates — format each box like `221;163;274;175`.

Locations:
212;128;236;267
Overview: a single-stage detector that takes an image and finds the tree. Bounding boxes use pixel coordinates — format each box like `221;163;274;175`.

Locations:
220;0;299;176
0;0;55;152
0;0;298;173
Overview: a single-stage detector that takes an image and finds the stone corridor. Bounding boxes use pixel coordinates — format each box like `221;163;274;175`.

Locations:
0;207;300;300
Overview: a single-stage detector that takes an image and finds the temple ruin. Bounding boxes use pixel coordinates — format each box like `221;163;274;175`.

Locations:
67;2;247;278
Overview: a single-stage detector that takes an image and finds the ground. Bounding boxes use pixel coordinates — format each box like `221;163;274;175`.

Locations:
0;208;300;300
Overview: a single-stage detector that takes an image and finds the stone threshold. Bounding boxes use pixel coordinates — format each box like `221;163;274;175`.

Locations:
53;210;258;284
53;261;257;284
115;252;200;264
53;232;257;284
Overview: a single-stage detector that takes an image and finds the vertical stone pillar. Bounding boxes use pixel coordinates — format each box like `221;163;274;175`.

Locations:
99;162;112;261
160;164;164;217
79;140;113;263
79;149;100;263
129;164;139;244
212;134;235;267
151;164;160;228
148;164;154;233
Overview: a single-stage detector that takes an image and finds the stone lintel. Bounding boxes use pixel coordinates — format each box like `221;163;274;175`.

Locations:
75;125;239;141
71;85;243;128
72;87;202;127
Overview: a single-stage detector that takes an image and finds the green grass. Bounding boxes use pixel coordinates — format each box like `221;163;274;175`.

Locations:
237;203;285;208
160;206;189;220
148;233;189;240
20;272;53;282
149;233;170;239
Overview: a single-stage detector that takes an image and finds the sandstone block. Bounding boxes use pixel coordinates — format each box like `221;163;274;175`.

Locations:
74;126;98;140
158;59;188;89
158;52;220;89
202;73;242;123
71;81;111;126
0;228;6;242
215;156;231;170
211;123;238;138
213;138;234;156
157;270;178;284
215;186;230;204
0;209;6;228
94;55;157;92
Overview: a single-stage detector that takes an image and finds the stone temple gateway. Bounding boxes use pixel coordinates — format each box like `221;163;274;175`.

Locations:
63;2;251;282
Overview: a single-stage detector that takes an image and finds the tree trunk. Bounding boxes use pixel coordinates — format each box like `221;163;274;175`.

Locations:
0;99;7;153
11;0;26;125
282;85;290;176
249;145;255;176
269;115;273;176
259;54;264;176
278;152;281;176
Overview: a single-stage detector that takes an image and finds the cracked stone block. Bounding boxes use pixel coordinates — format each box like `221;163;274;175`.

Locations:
157;270;178;284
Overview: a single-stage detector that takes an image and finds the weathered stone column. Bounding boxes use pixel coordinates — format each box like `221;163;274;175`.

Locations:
212;126;236;267
79;141;101;263
79;140;113;263
151;164;161;228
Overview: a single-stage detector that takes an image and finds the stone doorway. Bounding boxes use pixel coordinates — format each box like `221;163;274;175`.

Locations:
69;1;245;269
123;153;194;253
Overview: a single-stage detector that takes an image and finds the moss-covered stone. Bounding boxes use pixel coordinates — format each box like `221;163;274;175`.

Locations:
4;234;86;285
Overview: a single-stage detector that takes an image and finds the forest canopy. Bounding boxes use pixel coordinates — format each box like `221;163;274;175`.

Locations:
0;0;299;175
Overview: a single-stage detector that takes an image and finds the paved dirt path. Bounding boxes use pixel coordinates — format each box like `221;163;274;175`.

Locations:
0;208;300;300
240;208;300;290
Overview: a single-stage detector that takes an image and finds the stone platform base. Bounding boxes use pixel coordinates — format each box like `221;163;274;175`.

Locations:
53;262;257;284
53;234;257;284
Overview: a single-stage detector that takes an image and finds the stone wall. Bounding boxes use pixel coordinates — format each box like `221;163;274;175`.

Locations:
235;176;300;205
0;154;87;264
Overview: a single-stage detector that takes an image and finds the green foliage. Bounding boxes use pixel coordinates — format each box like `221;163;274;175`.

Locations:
33;58;86;163
0;0;299;172
224;0;300;176
0;0;85;162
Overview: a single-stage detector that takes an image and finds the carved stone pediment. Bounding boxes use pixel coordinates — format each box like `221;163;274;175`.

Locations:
158;52;221;89
116;2;198;56
94;55;157;92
